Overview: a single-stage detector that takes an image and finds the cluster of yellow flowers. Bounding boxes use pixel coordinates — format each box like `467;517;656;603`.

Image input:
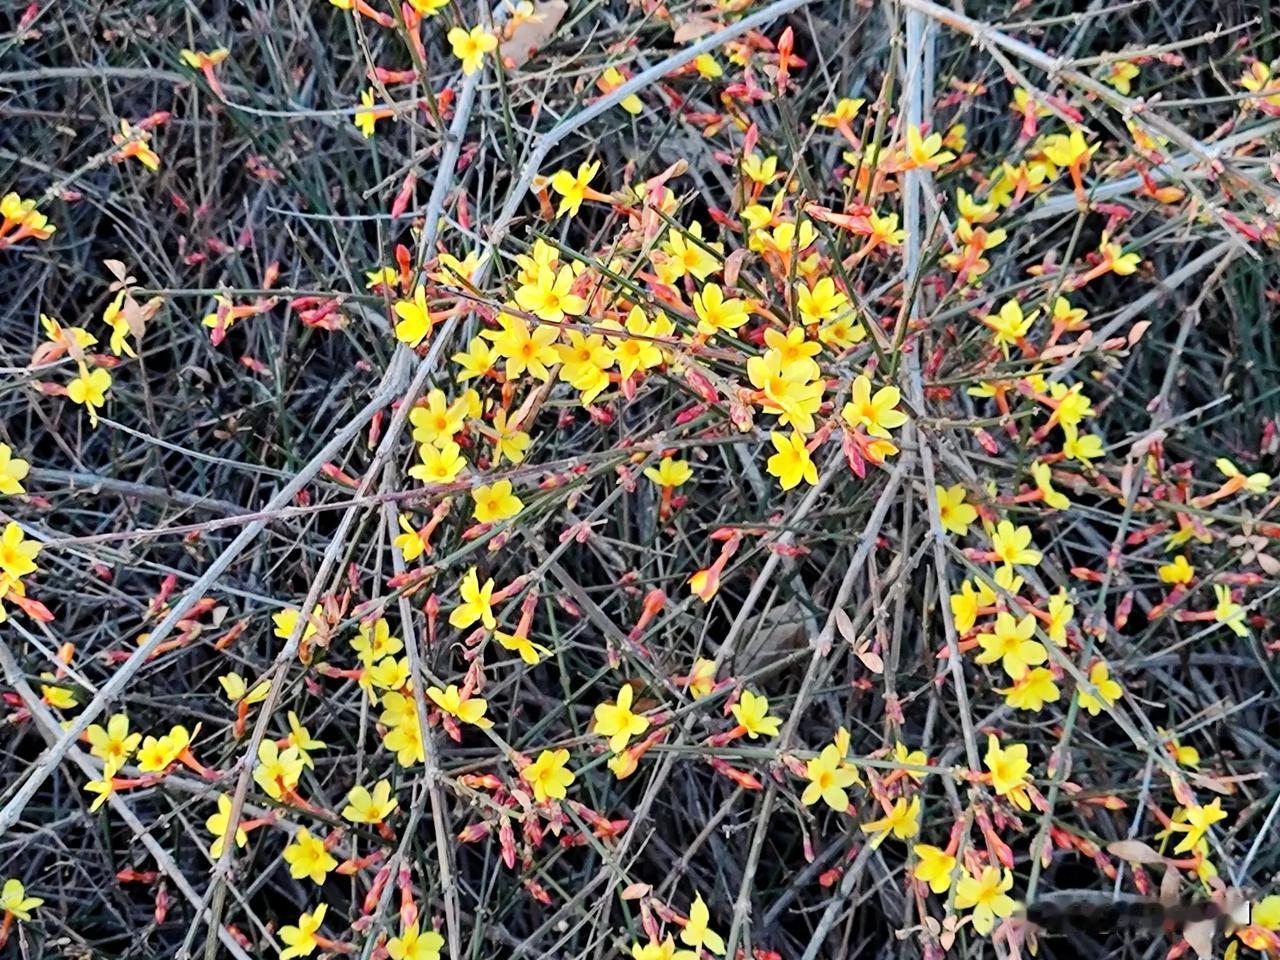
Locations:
10;0;1280;952
0;441;42;620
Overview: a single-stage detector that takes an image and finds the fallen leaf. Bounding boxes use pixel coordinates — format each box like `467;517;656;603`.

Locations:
1106;839;1167;865
673;16;721;43
1128;320;1152;346
856;645;884;674
123;294;147;340
1183;919;1214;959
834;607;855;644
500;0;567;69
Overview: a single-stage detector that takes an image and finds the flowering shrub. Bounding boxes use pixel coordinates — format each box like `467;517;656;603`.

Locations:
2;0;1280;958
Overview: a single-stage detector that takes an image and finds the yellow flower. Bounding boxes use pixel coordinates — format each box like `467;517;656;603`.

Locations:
409;440;467;485
894;741;927;781
1077;661;1122;716
814;97;865;127
488;409;531;465
904;124;955;169
860;796;920;848
351;618;403;666
521;748;575;803
1062;432;1104;463
205;794;249;858
817;312;866;349
740;152;779;184
1164;732;1200;769
218;672;270;704
448;24;498;75
86;713;142;769
990;520;1041;568
660;223;721;281
427;684;493;728
1169;798;1228;854
253;740;305;800
485;312;561;380
136;724;192;772
598;66;643;114
866;210;905;247
956;188;997;225
680;893;725;955
801;743;858;811
273;606;321;644
747;350;824;433
0;443;31;496
393;285;433;347
983;300;1034;352
955;866;1016;935
394;514;429;562
515;265;586;323
644;457;692;488
40;672;78;709
764;326;823;373
557;330;615;404
282;828;337;885
367;656;409;692
1041;128;1096;169
606;306;665;380
686;659;716;699
549;160;602;219
1158;555;1194;586
278;903;327;959
0;192;56;246
495;628;550;665
0;878;44;922
452;335;497;380
286;712;326;767
593;683;650;752
66;363;112;425
936;484;976;536
1000;666;1060;712
694;53;722;79
631;935;697;960
354;88;389;138
381;710;425;766
984;735;1032;811
409;390;466;448
949;580;985;634
472;479;523;523
85;775;115;812
1048;383;1094;440
449;566;496;631
1214;584;1249;637
113;120;160;171
912;844;956;894
434;249;485;285
342;779;398;824
1252;894;1280;930
1046;589;1073;646
1031;462;1070;510
766;430;818;491
1217;457;1271;494
976;612;1046;679
731;689;781;739
692;283;749;336
842;375;907;439
387;921;445;960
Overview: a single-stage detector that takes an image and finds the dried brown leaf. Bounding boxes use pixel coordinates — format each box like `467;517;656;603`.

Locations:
500;1;567;68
